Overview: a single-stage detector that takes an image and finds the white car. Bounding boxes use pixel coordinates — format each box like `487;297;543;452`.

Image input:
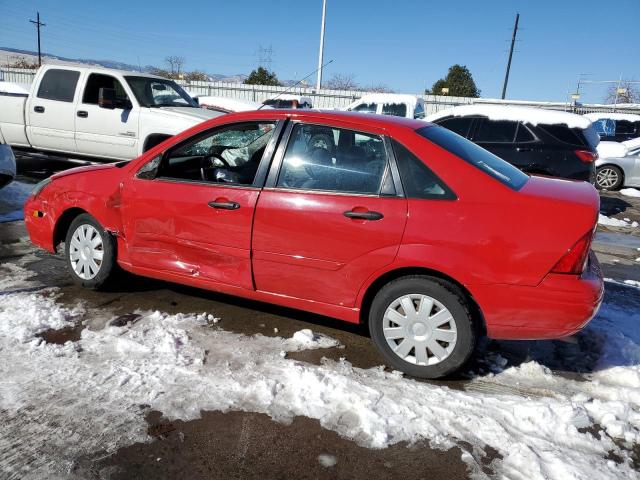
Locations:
595;138;640;190
262;94;313;109
192;96;268;113
0;65;222;161
345;94;425;119
0;143;16;189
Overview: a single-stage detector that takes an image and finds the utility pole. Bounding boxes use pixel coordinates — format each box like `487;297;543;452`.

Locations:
29;12;46;66
501;13;519;100
316;0;327;91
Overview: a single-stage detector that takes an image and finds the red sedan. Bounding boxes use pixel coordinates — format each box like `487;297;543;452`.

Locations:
24;110;604;378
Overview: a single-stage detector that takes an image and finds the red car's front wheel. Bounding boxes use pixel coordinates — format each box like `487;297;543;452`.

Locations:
65;213;116;290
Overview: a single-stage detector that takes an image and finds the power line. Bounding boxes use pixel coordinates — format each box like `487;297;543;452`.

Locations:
28;11;46;66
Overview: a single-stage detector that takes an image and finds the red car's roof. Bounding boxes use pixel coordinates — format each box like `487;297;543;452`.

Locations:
203;109;432;131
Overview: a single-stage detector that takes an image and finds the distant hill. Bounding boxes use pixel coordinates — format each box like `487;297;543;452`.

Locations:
0;47;250;83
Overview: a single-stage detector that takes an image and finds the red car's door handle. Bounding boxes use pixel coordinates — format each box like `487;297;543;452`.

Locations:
208;200;240;210
343;210;384;221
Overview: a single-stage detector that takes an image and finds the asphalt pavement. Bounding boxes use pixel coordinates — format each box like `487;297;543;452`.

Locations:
1;156;640;479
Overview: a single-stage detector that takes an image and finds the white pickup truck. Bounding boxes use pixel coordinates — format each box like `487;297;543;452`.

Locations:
0;65;222;161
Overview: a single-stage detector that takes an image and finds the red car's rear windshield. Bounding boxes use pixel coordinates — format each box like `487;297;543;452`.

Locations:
416;125;529;190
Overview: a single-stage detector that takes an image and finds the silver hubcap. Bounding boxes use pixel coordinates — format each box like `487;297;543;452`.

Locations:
597;168;619;188
383;294;457;366
69;224;104;280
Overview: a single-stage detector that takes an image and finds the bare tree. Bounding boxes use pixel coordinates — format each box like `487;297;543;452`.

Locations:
184;70;208;82
324;73;359;90
165;56;186;77
604;80;639;105
366;83;394;93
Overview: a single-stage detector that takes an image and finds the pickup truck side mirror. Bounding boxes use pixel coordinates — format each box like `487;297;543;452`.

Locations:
98;88;116;109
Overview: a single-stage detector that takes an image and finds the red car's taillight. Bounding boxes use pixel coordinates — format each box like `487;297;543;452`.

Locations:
551;231;594;275
575;150;598;163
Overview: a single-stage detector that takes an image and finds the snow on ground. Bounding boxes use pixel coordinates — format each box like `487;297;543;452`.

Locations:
599;213;639;228
0;181;34;222
621;188;640;198
425;105;592;129
1;261;639;480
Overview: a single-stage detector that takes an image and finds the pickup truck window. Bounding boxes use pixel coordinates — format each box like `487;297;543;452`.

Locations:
83;74;129;106
37;69;80;103
124;76;197;108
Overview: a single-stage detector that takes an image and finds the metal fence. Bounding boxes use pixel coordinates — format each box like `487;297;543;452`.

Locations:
2;66;639;115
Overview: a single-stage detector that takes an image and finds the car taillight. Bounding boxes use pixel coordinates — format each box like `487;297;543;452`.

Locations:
575;150;598;163
551;231;594;275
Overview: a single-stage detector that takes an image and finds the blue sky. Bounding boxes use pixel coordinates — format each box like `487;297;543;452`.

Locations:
1;0;638;103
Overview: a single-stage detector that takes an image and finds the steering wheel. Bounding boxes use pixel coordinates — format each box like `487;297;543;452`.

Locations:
210;152;232;168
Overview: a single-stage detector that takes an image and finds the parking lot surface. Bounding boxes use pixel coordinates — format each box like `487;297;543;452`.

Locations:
1;156;640;479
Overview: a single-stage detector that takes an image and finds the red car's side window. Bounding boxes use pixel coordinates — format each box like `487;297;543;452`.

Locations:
136;122;278;186
276;123;389;195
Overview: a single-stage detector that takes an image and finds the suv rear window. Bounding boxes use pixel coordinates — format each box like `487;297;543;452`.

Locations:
538;124;595;148
474;119;518;143
417;125;529;190
434;117;473;137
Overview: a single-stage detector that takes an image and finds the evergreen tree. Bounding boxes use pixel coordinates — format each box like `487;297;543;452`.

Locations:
244;67;282;86
427;65;480;97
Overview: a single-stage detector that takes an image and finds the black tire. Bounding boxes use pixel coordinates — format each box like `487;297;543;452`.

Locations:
369;275;476;379
596;165;624;191
64;213;116;290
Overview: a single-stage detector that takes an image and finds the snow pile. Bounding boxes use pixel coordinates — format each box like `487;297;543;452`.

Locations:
620;188;640;198
0;280;638;479
425;105;592;129
598;214;638;228
597;141;628;159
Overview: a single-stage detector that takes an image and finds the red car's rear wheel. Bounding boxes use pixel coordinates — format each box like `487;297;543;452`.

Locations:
369;276;476;378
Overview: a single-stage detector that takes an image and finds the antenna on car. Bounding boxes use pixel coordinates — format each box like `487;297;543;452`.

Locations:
257;59;334;110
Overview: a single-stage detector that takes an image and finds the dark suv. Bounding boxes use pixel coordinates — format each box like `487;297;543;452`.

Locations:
430;109;599;183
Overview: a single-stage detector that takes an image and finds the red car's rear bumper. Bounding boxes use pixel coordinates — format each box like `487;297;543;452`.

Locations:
474;252;604;340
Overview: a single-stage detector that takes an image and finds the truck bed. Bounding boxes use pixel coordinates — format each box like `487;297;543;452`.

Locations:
0;92;29;147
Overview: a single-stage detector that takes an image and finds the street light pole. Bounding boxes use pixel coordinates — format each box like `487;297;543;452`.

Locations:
316;0;327;91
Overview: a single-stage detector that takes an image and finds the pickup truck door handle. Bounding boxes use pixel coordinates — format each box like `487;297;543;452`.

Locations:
516;147;533;152
77;110;88;118
33;106;45;113
343;210;384;221
208;200;240;210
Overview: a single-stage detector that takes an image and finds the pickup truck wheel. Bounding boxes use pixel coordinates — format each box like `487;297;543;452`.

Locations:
369;276;476;379
65;214;116;289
